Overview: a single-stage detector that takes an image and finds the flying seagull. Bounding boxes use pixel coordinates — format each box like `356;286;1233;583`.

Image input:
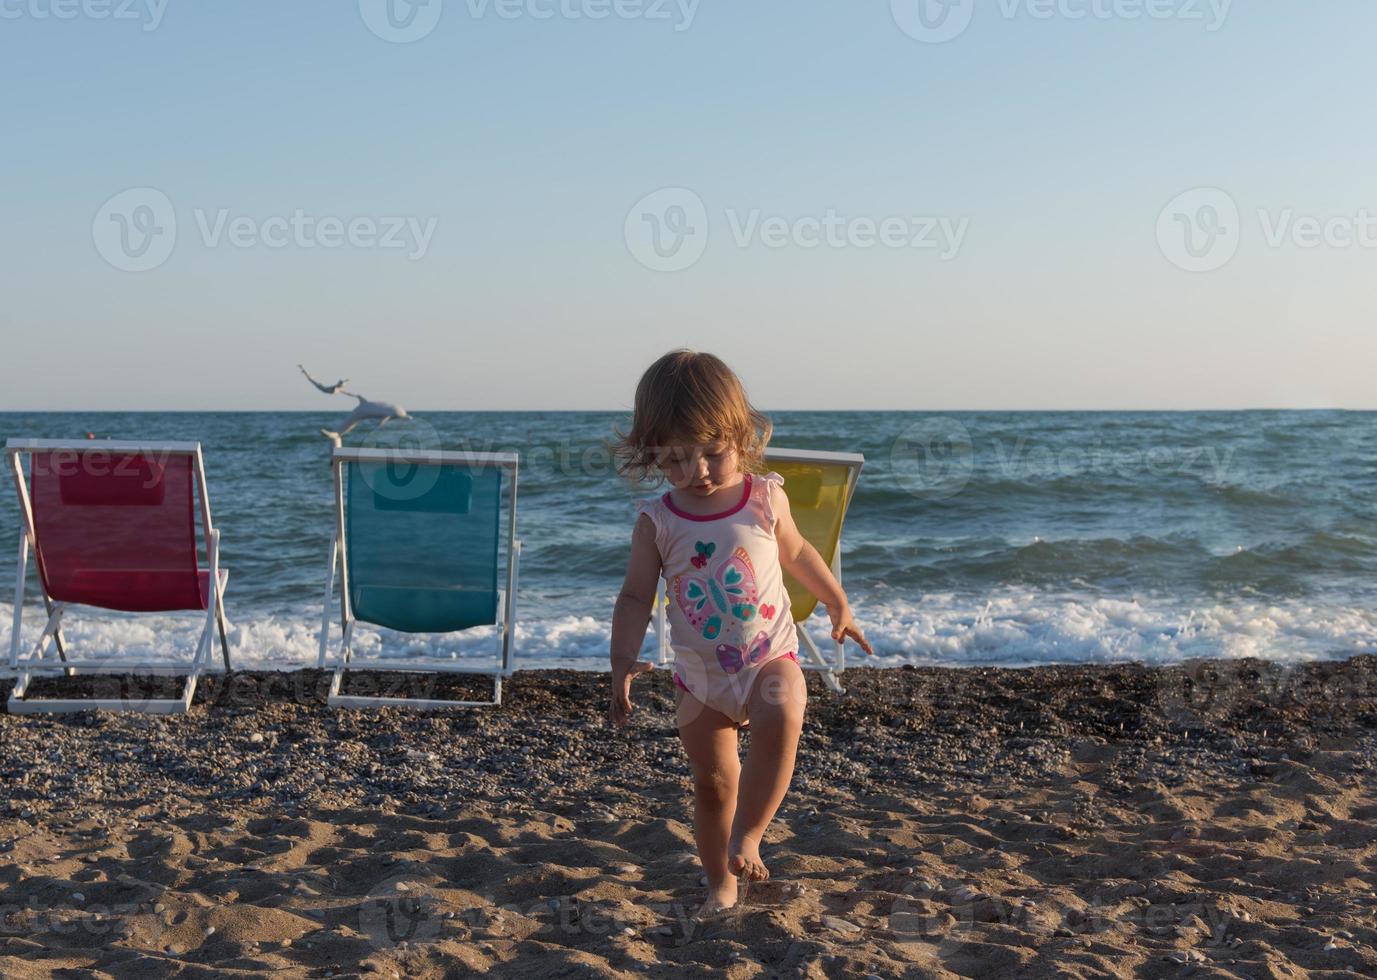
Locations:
298;364;351;395
300;364;412;446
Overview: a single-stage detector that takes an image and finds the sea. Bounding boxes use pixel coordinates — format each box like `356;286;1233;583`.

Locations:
2;410;1375;671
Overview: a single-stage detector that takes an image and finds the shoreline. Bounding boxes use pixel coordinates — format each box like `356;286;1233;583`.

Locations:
2;659;1375;977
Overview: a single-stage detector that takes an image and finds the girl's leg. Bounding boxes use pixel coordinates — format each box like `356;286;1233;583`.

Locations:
730;655;807;881
676;690;742;914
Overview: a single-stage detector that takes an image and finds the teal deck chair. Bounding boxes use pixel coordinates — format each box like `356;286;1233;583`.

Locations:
317;448;521;709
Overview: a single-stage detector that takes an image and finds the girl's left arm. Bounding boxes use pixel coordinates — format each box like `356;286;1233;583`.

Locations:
771;481;874;656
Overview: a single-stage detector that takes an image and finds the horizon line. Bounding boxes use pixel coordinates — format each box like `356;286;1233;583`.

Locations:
0;407;1369;415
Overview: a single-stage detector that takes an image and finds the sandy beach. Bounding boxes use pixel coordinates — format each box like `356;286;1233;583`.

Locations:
1;659;1375;978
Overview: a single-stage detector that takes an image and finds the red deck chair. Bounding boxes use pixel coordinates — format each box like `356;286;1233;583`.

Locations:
5;439;231;714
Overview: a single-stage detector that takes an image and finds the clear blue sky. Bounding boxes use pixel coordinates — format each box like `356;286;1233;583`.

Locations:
2;1;1374;411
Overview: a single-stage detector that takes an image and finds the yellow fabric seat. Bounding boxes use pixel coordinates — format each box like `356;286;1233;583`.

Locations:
767;457;856;623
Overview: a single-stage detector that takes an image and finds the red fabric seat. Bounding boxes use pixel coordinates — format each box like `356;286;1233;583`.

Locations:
30;450;208;613
45;569;212;613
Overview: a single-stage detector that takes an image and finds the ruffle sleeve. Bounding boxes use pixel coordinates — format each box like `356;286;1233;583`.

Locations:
633;495;667;557
757;471;786;530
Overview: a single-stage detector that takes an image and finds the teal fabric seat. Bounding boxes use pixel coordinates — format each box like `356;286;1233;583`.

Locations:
352;585;497;634
345;460;502;633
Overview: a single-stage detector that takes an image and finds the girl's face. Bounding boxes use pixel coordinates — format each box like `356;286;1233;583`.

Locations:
658;439;741;497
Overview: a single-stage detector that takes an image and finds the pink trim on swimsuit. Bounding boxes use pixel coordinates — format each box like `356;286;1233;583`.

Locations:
662;474;753;523
672;649;798;695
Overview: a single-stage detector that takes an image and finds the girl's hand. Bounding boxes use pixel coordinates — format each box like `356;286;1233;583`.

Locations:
608;660;654;728
826;602;874;656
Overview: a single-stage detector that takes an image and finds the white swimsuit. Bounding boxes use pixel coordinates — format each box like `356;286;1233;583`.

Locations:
636;472;799;725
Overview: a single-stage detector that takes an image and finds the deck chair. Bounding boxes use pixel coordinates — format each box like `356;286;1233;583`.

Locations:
653;447;864;693
5;439;231;714
317;447;520;709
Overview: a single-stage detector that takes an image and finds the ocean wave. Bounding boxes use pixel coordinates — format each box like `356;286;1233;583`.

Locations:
4;411;1377;675
849;530;1377;596
852;590;1377;667
3;590;1374;675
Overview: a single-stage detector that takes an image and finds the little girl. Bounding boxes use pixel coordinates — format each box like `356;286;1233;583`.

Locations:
608;349;872;917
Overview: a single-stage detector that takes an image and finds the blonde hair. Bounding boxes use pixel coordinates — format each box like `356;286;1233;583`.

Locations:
612;350;773;485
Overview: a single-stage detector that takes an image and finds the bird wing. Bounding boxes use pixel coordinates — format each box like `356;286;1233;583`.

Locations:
299;364;340;395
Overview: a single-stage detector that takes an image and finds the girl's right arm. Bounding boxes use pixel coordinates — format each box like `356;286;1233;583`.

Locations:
608;513;662;727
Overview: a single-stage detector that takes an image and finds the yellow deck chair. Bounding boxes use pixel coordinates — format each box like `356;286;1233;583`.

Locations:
652;447;864;694
763;448;864;693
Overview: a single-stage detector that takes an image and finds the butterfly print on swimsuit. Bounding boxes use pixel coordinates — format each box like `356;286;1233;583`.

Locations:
673;545;760;642
716;631;771;674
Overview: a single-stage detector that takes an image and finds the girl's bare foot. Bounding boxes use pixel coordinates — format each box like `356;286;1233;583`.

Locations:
728;834;768;882
695;876;739;919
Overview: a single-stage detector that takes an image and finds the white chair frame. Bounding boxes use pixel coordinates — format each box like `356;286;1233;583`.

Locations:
317;447;521;709
5;439;231;714
652;447;864;694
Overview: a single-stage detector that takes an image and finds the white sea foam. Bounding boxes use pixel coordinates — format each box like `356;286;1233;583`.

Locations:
851;590;1377;667
2;590;1373;674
